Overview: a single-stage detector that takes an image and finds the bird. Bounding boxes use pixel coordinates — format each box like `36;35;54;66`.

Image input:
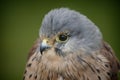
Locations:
23;8;120;80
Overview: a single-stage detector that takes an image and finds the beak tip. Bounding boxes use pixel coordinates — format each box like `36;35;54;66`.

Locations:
40;44;50;54
40;45;45;54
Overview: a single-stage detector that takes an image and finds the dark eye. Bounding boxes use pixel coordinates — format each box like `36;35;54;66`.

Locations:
56;34;69;42
59;34;68;41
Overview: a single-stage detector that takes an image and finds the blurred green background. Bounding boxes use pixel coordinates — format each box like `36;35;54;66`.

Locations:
0;0;120;80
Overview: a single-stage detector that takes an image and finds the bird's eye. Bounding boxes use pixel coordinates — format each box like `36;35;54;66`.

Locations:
59;34;67;41
56;34;69;42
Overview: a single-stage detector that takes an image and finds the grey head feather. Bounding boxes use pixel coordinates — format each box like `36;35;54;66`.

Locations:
39;8;103;53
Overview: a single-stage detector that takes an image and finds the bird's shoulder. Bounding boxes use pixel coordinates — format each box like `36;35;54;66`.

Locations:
100;41;120;80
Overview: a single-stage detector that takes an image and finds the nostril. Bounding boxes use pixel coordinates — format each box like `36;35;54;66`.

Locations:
55;48;64;56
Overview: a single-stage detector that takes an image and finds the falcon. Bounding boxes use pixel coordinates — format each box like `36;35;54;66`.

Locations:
23;8;120;80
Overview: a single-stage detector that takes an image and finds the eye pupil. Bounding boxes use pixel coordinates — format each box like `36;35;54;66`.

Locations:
59;35;67;41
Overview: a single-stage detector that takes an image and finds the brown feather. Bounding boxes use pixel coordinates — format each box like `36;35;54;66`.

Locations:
101;41;120;80
24;40;120;80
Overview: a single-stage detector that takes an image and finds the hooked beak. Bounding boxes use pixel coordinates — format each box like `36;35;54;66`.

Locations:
40;39;51;54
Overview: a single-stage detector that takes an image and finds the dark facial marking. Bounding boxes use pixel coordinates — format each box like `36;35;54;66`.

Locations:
96;69;100;73
35;75;37;79
98;76;101;80
24;70;27;74
29;74;32;78
105;64;109;68
27;63;32;67
23;76;25;80
55;48;65;57
107;72;113;79
32;57;36;61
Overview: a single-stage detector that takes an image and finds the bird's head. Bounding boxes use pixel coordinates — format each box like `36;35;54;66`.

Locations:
39;8;102;57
